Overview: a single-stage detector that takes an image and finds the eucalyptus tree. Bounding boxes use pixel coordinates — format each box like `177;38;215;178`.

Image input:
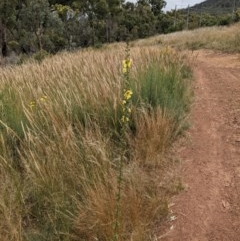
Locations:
53;4;92;48
149;0;166;16
0;0;18;56
18;0;64;53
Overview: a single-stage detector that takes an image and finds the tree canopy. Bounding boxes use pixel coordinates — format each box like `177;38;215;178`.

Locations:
0;0;239;57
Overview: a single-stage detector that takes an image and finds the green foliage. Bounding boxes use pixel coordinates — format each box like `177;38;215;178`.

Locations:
1;0;239;57
33;49;49;62
17;0;64;52
8;40;20;52
149;0;166;15
71;97;122;140
131;58;192;137
0;87;29;170
0;0;169;56
0;87;26;139
235;8;240;21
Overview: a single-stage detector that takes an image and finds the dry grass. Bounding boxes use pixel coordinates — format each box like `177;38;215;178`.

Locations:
0;43;192;240
134;22;240;53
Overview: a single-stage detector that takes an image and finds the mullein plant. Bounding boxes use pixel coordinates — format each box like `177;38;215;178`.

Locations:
28;95;48;110
112;42;133;241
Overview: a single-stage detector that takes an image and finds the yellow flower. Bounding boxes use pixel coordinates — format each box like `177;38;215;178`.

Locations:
122;107;131;114
29;101;36;109
122;67;127;74
122;58;133;73
122;59;133;69
122;100;127;105
124;89;133;100
40;95;47;102
121;116;129;123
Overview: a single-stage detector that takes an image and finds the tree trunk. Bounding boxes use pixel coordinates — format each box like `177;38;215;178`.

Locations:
1;0;8;57
0;21;7;57
36;26;44;51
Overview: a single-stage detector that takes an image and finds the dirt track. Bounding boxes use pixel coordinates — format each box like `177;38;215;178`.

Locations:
162;50;240;241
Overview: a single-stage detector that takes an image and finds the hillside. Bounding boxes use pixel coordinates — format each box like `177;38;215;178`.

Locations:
189;0;240;15
1;20;240;240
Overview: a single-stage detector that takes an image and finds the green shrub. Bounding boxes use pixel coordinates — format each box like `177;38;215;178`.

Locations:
33;50;49;62
131;62;192;138
0;87;29;168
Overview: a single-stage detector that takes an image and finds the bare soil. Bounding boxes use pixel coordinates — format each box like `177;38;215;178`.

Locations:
162;50;240;241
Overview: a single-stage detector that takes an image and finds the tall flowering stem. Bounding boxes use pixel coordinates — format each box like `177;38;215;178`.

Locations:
121;42;133;131
112;42;133;241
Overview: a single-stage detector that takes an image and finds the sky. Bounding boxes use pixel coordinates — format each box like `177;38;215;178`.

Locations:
163;0;204;11
129;0;204;11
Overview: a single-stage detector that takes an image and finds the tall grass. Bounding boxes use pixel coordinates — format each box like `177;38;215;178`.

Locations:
0;44;192;240
135;22;240;53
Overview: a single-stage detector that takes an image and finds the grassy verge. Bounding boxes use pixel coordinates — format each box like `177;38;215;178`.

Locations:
0;44;192;240
135;22;240;53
